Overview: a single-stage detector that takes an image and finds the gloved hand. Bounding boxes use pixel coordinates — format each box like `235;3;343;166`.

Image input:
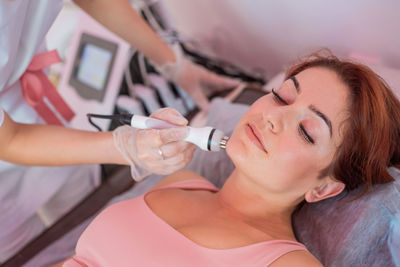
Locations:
113;108;195;181
156;45;240;111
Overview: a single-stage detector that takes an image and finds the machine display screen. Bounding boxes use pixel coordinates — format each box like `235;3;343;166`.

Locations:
77;44;113;91
69;33;118;102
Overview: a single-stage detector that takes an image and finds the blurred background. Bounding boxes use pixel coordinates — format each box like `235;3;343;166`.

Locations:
4;0;399;266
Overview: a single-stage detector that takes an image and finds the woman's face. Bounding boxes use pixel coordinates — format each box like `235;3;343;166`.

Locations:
227;67;349;200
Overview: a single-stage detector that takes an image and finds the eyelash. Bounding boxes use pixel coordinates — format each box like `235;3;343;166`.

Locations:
299;124;315;144
271;89;315;144
271;88;288;105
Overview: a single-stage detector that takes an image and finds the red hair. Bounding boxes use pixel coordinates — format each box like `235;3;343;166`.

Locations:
286;51;400;195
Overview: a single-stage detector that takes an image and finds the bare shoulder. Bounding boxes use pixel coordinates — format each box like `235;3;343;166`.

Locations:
151;170;208;190
270;250;323;267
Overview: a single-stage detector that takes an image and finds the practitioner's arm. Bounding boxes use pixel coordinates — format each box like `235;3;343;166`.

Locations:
72;0;239;111
72;0;175;66
0;111;125;166
0;108;194;179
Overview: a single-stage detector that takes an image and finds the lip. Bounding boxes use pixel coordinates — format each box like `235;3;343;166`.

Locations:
245;123;268;153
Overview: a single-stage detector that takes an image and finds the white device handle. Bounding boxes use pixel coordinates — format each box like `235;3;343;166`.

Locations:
130;115;225;151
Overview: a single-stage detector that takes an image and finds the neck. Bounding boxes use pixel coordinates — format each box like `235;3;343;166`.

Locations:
213;170;299;238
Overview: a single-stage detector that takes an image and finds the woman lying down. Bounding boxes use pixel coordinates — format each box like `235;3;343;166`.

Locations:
62;52;400;267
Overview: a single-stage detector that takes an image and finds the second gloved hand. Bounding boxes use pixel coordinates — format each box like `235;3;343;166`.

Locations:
113;108;196;181
156;45;240;111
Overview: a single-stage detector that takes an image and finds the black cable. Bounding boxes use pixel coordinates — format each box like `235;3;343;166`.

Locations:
87;115;103;132
86;113;133;130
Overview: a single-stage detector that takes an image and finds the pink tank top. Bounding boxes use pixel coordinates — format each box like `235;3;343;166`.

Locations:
63;179;307;267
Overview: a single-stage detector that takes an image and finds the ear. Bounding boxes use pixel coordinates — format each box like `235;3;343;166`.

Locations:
305;178;345;203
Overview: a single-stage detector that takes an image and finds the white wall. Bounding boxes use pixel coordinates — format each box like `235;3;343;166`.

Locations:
161;0;400;79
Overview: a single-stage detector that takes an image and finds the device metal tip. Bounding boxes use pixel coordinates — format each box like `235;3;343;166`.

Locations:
219;136;230;149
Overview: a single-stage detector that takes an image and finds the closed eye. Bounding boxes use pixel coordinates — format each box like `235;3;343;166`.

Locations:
272;89;314;144
299;124;315;144
271;89;288;105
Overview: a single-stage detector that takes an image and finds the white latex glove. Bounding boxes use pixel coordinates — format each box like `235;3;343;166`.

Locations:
113;108;195;181
156;45;240;111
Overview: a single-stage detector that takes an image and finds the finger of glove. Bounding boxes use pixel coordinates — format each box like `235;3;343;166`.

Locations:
159;127;189;144
184;144;196;164
136;127;189;160
148;145;195;175
136;146;168;171
159;141;193;158
136;129;163;150
161;146;195;170
150;107;188;126
200;68;240;90
134;146;159;167
188;84;210;111
176;63;211;111
141;156;180;175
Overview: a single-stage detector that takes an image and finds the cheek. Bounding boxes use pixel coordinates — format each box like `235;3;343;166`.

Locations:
276;136;336;175
274;136;307;163
274;146;334;191
271;139;322;180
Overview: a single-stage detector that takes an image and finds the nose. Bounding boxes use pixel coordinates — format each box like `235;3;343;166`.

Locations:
263;109;284;134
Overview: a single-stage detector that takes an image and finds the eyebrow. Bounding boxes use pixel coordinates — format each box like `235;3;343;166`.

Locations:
289;76;300;93
287;75;332;137
309;105;333;137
